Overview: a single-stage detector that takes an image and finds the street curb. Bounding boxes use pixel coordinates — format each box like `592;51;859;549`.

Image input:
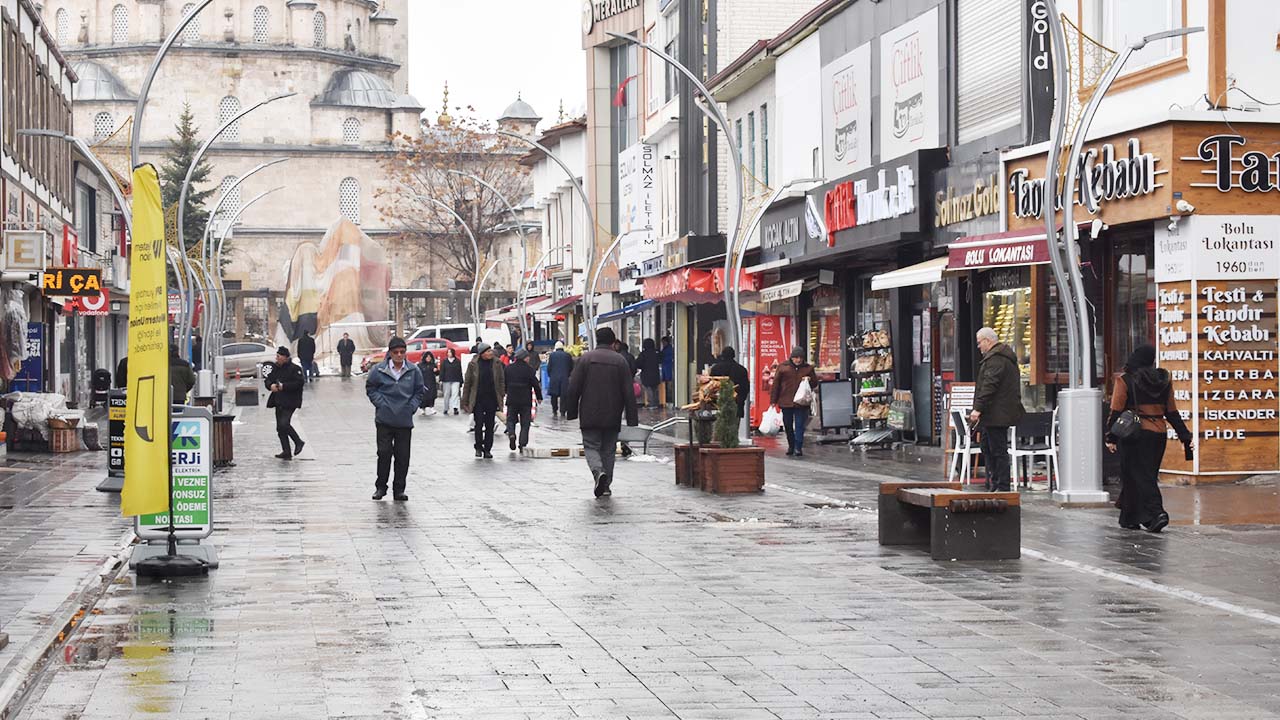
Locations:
0;529;135;720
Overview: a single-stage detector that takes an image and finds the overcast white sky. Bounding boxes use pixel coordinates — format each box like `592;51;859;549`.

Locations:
406;1;587;130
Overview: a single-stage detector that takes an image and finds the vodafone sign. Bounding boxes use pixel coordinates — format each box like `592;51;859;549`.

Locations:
72;288;110;316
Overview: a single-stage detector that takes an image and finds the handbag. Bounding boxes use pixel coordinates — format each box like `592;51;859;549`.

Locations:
1109;377;1141;440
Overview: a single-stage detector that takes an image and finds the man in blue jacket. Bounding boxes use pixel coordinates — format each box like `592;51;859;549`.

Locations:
365;336;425;501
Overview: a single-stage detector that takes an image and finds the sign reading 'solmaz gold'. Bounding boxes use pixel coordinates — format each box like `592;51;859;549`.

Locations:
935;175;999;227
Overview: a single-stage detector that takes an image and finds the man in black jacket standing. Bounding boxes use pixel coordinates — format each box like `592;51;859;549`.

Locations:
709;347;750;420
265;346;305;460
969;327;1025;492
504;348;542;451
297;331;317;383
564;327;639;497
336;332;356;378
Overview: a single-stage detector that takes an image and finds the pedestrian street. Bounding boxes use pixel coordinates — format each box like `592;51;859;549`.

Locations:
12;379;1280;719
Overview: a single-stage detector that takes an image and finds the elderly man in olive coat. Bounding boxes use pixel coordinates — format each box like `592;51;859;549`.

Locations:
969;327;1026;492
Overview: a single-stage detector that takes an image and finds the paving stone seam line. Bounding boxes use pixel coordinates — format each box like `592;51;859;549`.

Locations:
762;460;1280;631
462;520;685;718
0;529;133;720
1020;547;1280;628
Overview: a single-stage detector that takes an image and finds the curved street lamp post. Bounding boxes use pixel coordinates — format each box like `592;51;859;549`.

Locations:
496;130;598;348
425;198;483;337
1043;0;1201;503
445;170;532;345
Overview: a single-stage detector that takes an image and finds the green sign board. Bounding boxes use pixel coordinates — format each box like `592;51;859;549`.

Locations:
135;408;213;539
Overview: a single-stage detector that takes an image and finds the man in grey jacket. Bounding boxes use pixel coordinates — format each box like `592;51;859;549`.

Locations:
365;336;425;501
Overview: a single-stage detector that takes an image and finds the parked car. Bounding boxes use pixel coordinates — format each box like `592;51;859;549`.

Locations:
407;323;513;349
221;342;276;377
359;338;471;374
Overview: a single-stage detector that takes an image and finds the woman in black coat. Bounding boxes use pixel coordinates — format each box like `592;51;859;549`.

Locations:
439;348;464;415
636;338;662;408
418;353;439;414
1105;345;1193;533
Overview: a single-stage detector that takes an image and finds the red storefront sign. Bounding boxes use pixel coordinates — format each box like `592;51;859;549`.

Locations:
946;229;1051;271
642;267;760;304
750;315;793;427
71;287;110;316
823;181;856;247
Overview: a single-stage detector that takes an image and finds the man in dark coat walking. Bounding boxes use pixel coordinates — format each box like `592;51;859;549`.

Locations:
336;332;356;378
169;344;197;404
709;347;750;420
297;330;317;383
546;341;574;417
504;347;543;451
264;346;305;460
462;343;506;458
564;327;639;497
969;327;1026;492
365;336;425;500
637;338;662;408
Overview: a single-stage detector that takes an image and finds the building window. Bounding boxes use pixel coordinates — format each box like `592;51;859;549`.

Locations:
252;5;269;43
93;112;115;141
217;96;241;141
760;104;769;186
55;8;69;46
312;11;326;48
735;119;743;165
339;177;360;224
663;12;679;103
342;117;360;144
180;3;200;43
111;4;128;43
747;111;756;179
218;176;241;225
1089;0;1184;73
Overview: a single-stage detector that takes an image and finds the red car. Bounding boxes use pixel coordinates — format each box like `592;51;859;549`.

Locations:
360;338;469;373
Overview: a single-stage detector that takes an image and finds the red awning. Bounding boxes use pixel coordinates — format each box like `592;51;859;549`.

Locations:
642;268;759;304
947;228;1052;272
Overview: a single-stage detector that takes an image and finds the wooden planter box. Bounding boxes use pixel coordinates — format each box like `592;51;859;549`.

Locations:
699;447;765;494
674;443;718;486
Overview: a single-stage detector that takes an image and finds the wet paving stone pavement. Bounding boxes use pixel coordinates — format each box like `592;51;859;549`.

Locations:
9;378;1280;719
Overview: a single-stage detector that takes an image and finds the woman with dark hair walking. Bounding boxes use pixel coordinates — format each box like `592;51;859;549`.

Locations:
1105;344;1194;533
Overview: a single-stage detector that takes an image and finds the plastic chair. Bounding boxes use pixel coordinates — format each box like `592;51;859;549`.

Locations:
948;409;982;485
1009;409;1057;490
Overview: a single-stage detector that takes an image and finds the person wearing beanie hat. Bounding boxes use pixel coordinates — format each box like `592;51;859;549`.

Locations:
365;336;426;500
462;342;506;458
265;346;305;460
770;346;817;456
562;325;639;497
503;346;542;451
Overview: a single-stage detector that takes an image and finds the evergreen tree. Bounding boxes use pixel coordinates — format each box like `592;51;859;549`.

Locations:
158;103;215;252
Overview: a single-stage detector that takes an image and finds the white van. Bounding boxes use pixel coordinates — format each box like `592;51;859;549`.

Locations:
408;323;513;349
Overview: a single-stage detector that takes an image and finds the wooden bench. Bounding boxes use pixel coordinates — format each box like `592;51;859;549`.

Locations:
878;481;1020;560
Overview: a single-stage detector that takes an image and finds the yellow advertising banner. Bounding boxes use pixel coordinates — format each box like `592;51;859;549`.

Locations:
121;164;172;518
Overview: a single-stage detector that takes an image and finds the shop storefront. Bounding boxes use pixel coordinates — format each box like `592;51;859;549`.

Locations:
999;119;1280;483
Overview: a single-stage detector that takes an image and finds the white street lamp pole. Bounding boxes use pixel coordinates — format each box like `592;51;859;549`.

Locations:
1044;1;1201;503
426;198;483;338
497;130;598;348
446;170;531;345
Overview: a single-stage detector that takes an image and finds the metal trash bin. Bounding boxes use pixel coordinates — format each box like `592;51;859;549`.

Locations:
212;414;234;467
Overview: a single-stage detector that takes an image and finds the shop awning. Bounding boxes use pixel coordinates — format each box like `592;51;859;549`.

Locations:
759;279;804;303
642;268;760;304
532;294;580;319
596;299;656;325
944;225;1096;272
870;257;949;290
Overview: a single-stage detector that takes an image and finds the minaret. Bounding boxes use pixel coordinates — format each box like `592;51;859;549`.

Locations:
437;83;453;127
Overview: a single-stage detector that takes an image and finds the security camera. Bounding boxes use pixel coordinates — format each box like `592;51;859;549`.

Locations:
1089;219;1108;237
1167;215;1181;233
1175;199;1195;214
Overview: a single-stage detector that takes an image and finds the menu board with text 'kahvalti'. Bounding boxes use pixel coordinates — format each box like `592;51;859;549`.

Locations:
1155;216;1279;481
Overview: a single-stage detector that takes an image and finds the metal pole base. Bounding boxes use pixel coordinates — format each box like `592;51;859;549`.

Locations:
1051;388;1112;506
134;553;208;578
131;541;219;571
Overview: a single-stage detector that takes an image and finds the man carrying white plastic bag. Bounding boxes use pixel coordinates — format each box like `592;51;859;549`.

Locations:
769;347;817;457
